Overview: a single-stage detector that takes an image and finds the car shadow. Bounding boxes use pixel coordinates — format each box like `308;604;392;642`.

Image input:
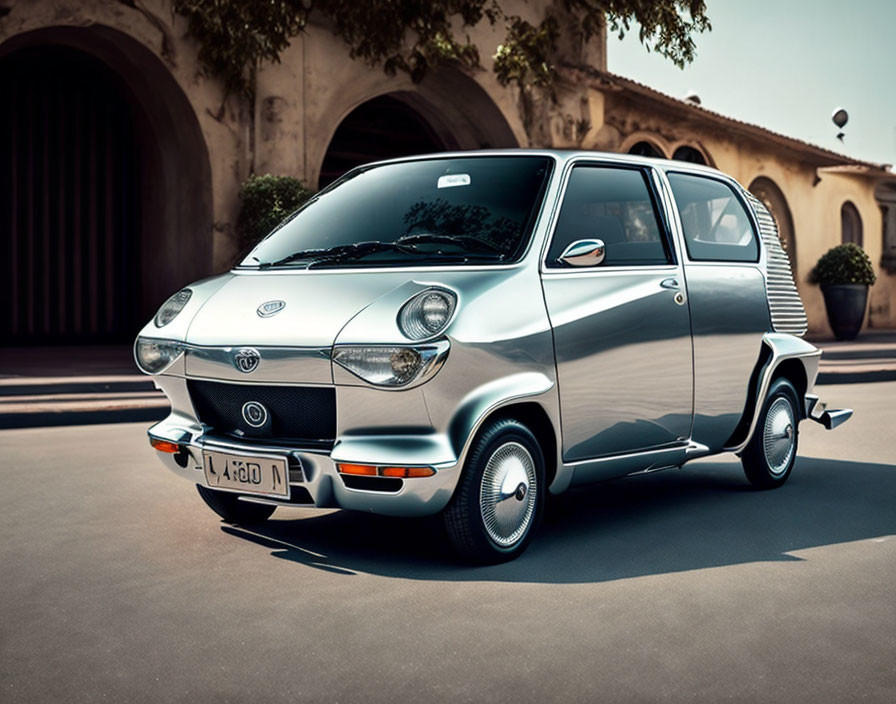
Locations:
219;456;896;583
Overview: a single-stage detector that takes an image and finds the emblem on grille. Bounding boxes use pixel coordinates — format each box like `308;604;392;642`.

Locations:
241;401;268;428
233;348;261;373
257;300;286;318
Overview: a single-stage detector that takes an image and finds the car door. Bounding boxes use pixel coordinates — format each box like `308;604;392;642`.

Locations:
541;161;694;462
663;170;772;451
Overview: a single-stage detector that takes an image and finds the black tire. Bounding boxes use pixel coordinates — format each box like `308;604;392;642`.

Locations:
741;377;801;490
196;484;276;524
443;418;546;564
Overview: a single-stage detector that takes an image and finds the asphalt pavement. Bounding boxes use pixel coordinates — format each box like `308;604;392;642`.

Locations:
1;381;894;703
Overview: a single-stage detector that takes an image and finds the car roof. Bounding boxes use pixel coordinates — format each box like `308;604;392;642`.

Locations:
359;148;730;180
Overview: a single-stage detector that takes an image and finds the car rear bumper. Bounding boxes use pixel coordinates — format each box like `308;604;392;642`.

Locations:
805;393;853;430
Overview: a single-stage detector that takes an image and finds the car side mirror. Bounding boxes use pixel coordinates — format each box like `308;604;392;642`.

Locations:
558;239;606;267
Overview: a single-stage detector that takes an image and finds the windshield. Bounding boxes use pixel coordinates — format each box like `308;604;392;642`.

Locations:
240;156;553;269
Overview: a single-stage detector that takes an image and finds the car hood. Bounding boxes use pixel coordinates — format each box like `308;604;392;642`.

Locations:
183;270;424;347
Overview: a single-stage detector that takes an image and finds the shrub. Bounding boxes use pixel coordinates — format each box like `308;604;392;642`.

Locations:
809;242;876;286
236;174;313;252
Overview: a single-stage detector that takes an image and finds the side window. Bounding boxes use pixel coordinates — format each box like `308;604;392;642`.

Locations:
547;166;671;267
667;173;759;262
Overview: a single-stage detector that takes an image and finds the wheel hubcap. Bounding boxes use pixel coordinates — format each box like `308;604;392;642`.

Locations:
763;397;796;476
480;441;537;547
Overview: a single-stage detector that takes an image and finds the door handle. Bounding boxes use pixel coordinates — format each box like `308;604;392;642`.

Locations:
659;278;680;290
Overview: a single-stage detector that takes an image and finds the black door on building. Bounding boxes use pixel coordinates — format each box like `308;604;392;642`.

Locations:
0;47;140;344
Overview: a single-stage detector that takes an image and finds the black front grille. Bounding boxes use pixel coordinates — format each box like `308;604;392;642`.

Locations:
188;380;336;448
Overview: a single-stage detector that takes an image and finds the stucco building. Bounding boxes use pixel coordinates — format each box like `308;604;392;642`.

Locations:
2;0;895;343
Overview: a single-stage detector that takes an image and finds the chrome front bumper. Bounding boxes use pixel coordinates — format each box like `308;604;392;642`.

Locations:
148;414;462;517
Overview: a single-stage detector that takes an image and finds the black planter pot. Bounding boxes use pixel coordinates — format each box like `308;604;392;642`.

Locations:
821;284;869;341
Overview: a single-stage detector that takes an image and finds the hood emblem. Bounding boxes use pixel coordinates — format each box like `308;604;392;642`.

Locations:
257;300;286;318
233;348;261;373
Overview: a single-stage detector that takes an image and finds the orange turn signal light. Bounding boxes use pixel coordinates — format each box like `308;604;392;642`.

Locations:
380;466;436;478
337;463;378;476
337;464;436;479
150;437;181;454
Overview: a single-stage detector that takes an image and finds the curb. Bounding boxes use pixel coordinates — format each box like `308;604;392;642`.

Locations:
816;369;896;385
0;405;169;429
0;376;154;397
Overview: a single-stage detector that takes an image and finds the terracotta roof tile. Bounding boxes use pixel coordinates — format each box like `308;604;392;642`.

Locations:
564;64;892;174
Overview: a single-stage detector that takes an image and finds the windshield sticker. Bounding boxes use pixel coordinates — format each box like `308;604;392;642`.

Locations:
438;174;471;189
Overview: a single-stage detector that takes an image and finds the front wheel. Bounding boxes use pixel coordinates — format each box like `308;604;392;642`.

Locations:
741;377;800;489
443;419;545;564
196;484;276;524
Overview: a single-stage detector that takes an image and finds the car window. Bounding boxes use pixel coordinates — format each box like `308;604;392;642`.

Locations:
666;172;759;262
240;156;552;269
546;165;671;267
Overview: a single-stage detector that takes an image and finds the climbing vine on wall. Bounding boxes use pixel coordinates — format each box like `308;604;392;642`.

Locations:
172;0;710;102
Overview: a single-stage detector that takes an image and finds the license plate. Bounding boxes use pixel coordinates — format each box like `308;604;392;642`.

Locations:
202;449;290;499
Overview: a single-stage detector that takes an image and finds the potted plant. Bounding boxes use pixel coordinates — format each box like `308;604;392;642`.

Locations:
236;174;313;254
809;242;877;340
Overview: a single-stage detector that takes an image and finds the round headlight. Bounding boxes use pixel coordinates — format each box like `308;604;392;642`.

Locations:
154;288;192;328
398;289;456;340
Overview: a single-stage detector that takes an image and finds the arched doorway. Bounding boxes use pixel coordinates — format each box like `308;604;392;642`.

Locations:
316;75;518;190
749;176;797;276
627;140;665;159
1;47;139;342
0;27;212;344
318;95;447;188
841;201;863;246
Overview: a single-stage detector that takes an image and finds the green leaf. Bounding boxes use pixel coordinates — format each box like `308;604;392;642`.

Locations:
810;242;877;286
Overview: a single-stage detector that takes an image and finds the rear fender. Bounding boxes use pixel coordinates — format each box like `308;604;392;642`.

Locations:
724;333;821;452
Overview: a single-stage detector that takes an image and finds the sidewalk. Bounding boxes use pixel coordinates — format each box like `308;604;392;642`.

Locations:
0;346;168;429
810;330;896;384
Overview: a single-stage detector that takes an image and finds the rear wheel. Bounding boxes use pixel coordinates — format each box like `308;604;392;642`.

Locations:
741;377;800;489
443;419;545;564
196;484;276;524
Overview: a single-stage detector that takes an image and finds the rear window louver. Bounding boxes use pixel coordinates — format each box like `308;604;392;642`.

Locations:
744;191;808;336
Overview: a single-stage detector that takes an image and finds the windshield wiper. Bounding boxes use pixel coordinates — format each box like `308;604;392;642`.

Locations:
257;234;505;269
395;233;506;255
260;241;419;269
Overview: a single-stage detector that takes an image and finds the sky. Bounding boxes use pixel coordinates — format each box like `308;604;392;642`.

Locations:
607;0;895;166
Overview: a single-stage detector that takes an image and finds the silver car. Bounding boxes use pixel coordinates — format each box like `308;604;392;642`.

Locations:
136;150;852;564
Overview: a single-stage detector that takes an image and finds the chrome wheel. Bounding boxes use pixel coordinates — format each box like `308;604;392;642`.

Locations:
763;397;796;476
479;441;538;548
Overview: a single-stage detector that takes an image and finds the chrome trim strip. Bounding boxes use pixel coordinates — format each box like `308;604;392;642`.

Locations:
562;442;688;467
184;344;332;385
196;433;328;458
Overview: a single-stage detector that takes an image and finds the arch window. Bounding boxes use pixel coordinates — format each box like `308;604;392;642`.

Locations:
748;176;797;276
672;145;707;165
841;201;863;246
627;141;665;159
